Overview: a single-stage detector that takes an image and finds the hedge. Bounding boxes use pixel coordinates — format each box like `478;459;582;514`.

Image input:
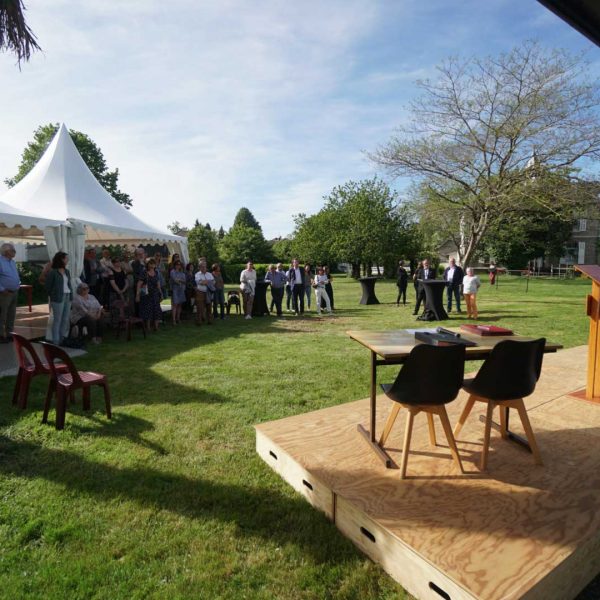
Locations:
220;263;270;284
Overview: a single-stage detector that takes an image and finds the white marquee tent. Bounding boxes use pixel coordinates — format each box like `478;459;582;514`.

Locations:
0;123;188;282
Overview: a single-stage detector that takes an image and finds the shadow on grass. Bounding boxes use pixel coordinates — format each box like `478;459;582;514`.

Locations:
0;434;351;564
0;315;291;428
69;412;168;455
0;305;369;427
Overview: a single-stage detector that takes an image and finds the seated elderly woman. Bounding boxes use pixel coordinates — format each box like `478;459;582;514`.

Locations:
70;282;104;344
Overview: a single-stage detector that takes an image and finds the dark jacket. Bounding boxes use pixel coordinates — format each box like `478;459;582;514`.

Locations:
443;265;464;285
397;266;408;287
131;259;146;282
287;266;305;287
414;266;436;281
83;258;101;286
45;268;73;303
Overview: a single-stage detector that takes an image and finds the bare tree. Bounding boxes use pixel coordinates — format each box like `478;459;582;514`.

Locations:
371;42;600;266
0;0;40;66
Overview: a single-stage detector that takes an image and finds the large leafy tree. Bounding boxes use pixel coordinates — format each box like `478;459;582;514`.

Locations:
219;209;271;262
187;222;219;265
481;171;591;268
6;123;133;208
484;208;574;269
371;42;600;266
219;225;272;263
0;0;40;66
293;178;419;276
233;207;262;231
291;209;339;267
271;237;294;263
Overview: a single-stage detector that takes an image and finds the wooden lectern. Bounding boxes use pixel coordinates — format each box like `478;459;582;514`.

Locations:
575;264;600;402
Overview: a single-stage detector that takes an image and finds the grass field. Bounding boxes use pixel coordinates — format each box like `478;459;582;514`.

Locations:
0;275;592;599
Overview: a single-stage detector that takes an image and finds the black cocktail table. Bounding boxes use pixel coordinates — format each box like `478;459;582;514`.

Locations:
359;277;380;305
419;279;448;320
252;281;270;316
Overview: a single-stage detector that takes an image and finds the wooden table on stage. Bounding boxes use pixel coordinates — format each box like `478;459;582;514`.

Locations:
347;328;563;467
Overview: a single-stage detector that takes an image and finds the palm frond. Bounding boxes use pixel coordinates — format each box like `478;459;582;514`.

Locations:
0;0;41;66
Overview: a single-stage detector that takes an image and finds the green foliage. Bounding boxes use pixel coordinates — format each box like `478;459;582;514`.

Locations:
271;238;293;263
292;178;419;276
233;207;262;231
220;263;270;283
5;123;133;208
16;262;45;305
187;223;219;265
484;205;574;269
219;225;272;263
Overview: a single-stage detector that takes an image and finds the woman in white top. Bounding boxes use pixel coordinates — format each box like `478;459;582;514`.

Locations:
240;261;257;319
313;267;332;315
194;261;215;325
462;267;481;319
44;252;73;345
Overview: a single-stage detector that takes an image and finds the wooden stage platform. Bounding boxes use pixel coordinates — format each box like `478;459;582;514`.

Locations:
256;346;600;600
13;303;50;340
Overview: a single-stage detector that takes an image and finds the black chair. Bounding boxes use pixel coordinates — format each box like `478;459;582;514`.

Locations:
379;344;466;478
453;338;545;470
227;291;241;315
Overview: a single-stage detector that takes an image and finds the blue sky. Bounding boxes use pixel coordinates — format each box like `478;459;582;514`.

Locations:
0;0;598;238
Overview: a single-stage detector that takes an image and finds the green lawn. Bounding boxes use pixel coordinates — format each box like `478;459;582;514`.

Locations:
0;275;591;599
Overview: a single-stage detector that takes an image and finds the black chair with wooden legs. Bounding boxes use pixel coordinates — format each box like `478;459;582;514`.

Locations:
453;338;545;470
379;344;466;479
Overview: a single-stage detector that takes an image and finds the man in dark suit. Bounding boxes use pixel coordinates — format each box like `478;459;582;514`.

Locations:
413;258;435;315
443;258;464;313
287;258;305;315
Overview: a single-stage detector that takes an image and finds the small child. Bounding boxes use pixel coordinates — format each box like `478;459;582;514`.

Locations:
313;267;332;315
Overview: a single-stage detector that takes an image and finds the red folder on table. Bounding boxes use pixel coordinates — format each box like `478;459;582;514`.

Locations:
460;324;514;336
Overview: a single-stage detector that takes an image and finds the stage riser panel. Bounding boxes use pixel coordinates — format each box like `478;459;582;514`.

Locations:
335;496;476;600
256;429;334;521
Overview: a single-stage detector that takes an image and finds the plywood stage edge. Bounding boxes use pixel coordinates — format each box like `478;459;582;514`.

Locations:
256;346;600;600
13;304;50;340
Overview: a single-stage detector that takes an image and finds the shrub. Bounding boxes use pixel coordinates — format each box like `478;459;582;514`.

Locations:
220;263;270;284
17;263;47;305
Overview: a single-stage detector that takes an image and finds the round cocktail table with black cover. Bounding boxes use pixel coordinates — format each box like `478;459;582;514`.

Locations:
359;277;380;305
252;281;271;316
419;279;448;321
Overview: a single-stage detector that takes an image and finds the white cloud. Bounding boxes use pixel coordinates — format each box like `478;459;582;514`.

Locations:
1;0;596;239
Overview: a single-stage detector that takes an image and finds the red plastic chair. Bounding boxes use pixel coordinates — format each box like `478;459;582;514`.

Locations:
40;341;112;430
11;333;69;410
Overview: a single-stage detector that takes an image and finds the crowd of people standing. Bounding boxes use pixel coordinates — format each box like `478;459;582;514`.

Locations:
20;248;336;347
0;239;492;350
397;257;482;320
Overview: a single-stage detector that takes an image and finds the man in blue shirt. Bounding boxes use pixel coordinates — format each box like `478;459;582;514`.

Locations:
265;263;287;316
0;243;21;342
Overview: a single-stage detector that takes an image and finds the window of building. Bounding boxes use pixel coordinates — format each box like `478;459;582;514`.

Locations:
579;219;587;232
561;243;577;265
578;241;586;264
